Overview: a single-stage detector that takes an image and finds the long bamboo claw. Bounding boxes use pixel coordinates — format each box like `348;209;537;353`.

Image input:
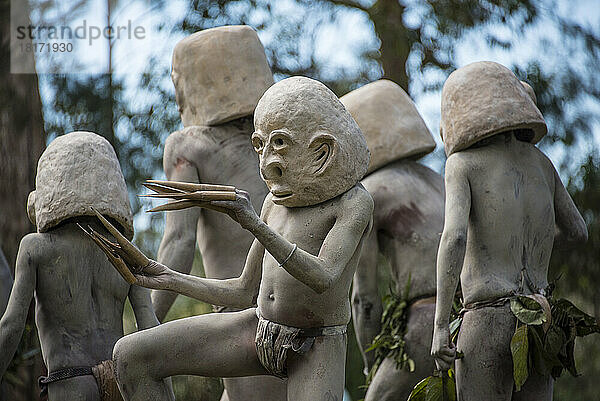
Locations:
142;182;186;194
147;200;198;213
91;208;150;268
77;224;137;284
145;180;236;193
142;191;237;201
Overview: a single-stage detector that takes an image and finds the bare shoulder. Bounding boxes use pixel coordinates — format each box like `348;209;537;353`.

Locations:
338;184;374;224
445;151;473;179
530;145;558;177
16;233;47;268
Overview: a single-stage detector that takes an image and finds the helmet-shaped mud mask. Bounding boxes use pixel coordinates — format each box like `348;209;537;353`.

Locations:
340;79;435;173
29;131;133;238
440;61;546;156
172;25;274;127
253;76;370;207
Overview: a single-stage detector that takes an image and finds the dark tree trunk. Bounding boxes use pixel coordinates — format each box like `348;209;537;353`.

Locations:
0;0;45;267
369;0;410;91
0;1;46;400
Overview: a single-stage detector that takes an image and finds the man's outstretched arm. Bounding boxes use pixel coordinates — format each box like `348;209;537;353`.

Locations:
152;134;202;321
164;238;264;308
432;155;470;371
0;235;37;378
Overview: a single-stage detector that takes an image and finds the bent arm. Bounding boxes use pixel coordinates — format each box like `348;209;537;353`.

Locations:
432;156;470;370
553;169;587;248
0;237;37;378
352;228;381;371
246;190;374;294
434;159;470;329
167;239;264;308
129;285;160;330
152;137;201;320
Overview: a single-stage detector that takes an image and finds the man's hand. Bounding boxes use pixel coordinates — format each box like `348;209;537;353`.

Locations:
431;326;456;371
142;180;260;230
133;260;175;290
210;190;259;230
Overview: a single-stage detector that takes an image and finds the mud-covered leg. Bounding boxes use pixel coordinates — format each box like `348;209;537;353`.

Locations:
455;306;515;401
222;376;287;401
48;376;101;401
113;309;268;401
365;302;436;401
286;334;347;401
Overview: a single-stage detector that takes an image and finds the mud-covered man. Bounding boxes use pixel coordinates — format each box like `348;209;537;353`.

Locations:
341;80;444;400
96;77;374;401
149;26;286;401
431;62;587;401
0;132;161;401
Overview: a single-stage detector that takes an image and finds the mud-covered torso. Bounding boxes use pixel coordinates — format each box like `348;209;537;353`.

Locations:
362;160;445;300
31;222;130;371
257;188;369;328
172;122;268;279
457;137;555;304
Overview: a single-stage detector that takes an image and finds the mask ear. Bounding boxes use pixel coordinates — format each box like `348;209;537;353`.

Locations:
27;190;36;227
308;133;336;175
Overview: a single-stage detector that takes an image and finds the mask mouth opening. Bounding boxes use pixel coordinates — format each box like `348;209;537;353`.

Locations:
272;191;293;199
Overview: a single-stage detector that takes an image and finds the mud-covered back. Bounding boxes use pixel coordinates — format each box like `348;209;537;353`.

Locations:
172;25;274;127
32;131;133;238
340;79;435;174
440;61;546;156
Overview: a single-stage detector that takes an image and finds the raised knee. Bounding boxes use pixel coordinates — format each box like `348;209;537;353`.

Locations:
113;335;145;385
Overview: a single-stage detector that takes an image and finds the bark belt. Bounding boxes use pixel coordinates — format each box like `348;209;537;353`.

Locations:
38;366;93;396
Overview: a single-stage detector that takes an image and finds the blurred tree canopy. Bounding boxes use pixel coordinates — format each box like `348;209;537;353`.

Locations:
1;0;598;400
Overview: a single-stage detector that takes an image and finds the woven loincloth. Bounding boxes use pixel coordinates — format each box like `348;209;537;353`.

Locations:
254;309;347;378
39;360;123;401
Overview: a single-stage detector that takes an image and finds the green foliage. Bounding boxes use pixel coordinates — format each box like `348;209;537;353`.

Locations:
448;317;462;343
510;295;548;326
408;369;457;401
364;278;414;386
511;324;529;391
508;294;600;393
551;298;600;338
552;333;600;401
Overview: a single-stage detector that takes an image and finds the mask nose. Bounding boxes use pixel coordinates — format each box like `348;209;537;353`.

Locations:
261;158;284;180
